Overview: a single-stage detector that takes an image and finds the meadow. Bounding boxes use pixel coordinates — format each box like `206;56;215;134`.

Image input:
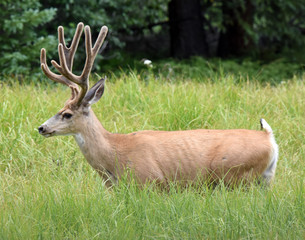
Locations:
1;64;305;239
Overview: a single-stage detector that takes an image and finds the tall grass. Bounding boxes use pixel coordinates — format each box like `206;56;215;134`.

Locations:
1;71;305;239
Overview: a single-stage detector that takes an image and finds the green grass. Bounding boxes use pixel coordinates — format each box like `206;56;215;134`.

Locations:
102;55;305;84
1;69;305;239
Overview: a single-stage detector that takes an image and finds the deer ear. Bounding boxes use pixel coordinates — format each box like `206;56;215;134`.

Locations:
83;77;105;106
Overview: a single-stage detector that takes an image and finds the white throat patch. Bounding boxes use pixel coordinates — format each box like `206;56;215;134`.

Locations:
74;133;85;147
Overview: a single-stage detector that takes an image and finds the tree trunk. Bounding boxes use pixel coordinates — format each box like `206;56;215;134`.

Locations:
168;0;208;58
217;0;255;57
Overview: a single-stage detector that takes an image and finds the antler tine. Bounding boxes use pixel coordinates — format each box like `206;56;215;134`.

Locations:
40;48;73;86
81;25;108;79
93;26;108;56
58;22;84;71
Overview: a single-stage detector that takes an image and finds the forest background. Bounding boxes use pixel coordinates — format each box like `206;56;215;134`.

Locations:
0;0;304;80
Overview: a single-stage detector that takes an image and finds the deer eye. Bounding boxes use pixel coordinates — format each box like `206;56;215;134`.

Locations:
63;113;73;119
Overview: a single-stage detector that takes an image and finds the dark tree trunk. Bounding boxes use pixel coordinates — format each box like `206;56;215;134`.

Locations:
217;0;255;57
168;0;208;58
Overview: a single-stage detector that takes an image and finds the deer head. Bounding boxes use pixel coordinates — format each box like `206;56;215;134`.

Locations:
38;22;108;137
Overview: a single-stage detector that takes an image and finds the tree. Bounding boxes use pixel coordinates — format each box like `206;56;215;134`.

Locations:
168;0;208;58
0;0;56;75
1;0;304;76
168;0;305;58
217;0;255;57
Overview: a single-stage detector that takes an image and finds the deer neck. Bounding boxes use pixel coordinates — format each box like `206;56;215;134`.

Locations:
73;109;115;173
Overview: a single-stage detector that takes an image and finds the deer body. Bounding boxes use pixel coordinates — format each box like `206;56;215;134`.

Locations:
38;23;278;187
75;113;276;185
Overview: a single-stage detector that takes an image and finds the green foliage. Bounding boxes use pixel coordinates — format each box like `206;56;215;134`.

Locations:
39;0;169;72
0;0;303;76
203;0;305;53
0;0;57;75
255;0;305;48
41;0;168;37
97;54;304;84
153;57;304;84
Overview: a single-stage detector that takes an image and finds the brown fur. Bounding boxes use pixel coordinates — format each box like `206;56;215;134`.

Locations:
67;109;273;187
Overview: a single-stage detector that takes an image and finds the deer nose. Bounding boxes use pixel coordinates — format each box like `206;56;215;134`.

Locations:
38;125;46;134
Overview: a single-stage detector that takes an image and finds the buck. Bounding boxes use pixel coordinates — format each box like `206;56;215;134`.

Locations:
38;23;279;187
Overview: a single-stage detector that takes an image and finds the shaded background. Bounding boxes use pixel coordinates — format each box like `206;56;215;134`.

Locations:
0;0;304;81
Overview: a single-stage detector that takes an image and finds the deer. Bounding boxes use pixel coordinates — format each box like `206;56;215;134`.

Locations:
38;22;279;188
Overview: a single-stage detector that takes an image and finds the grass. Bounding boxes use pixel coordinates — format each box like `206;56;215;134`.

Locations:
102;55;305;84
1;66;305;239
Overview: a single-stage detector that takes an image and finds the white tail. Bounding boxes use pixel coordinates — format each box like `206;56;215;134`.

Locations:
260;119;279;184
38;23;279;187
